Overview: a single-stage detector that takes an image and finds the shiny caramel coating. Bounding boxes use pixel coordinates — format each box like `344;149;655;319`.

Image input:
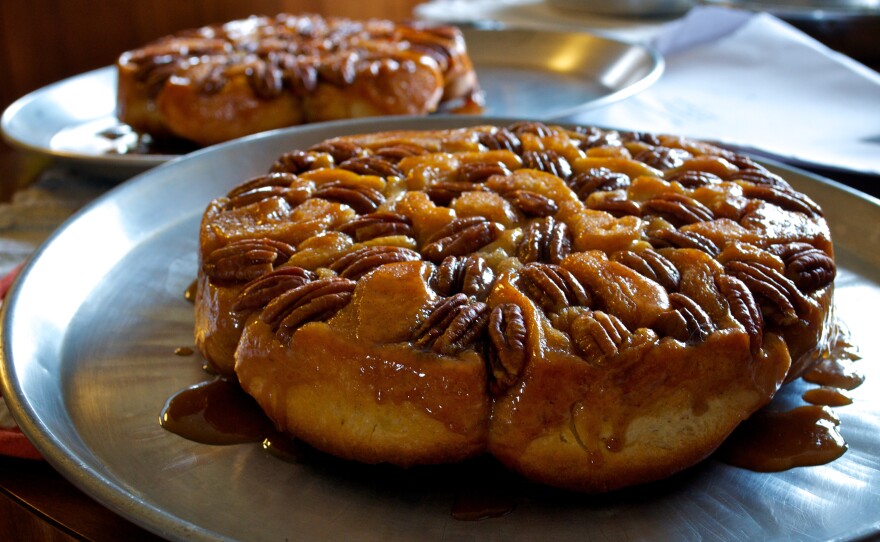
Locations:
194;122;837;491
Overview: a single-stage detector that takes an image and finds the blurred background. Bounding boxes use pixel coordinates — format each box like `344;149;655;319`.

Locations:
0;0;421;199
0;0;423;117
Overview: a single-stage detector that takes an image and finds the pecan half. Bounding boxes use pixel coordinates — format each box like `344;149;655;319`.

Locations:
648;228;721;257
587;193;642;217
226;173;296;199
612;249;680;292
567;167;631;200
316;53;357;86
727;168;790;190
269;151;319;174
478;128;522;154
338;156;403;178
506;190;559;218
654;293;714;343
372;143;428;161
421;217;504;263
330;245;422;280
424;181;486;206
277;55;319;96
723;153;766;172
247;58;284;99
261;277;356;341
234;267;317;311
518;263;590;313
768;242;836;293
509;121;554;137
203;238;296;283
641;193;715;225
632;146;692;170
517;216;572;264
740;184;822;217
569;310;631;363
431;255;496;300
716;274;764;354
196;64;228;95
725;260;812;326
458;161;511;183
313;181;386;214
412;293;490;355
522;150;572;180
227;185;303;209
666;170;722;189
575;126;619;149
308;140;365;164
338;212;414;242
620;131;662;146
487;303;529;395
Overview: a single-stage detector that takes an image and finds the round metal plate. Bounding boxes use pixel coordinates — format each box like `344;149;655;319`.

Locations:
1;116;879;541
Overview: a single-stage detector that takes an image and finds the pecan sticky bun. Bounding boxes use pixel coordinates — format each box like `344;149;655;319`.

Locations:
117;14;483;146
194;122;838;492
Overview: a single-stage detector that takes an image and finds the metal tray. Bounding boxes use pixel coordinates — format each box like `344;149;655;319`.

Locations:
2;116;879;542
0;28;662;179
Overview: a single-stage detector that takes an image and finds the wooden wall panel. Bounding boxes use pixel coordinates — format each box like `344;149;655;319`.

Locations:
0;0;422;113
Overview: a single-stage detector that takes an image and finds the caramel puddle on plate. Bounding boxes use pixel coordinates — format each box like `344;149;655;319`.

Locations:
716;405;847;472
718;337;863;472
160;378;277;445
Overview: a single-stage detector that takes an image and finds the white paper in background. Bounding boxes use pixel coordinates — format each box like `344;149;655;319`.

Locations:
569;7;880;175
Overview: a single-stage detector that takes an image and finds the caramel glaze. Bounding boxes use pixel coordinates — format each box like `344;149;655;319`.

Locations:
184;279;198;303
716;406;847;472
803;356;865;391
173;286;862;504
802;387;853;407
160;378;277;446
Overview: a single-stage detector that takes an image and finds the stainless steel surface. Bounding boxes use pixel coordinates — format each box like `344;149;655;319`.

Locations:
0;29;662;178
0;67;169;178
463;27;663;118
546;0;694;17
1;116;879;542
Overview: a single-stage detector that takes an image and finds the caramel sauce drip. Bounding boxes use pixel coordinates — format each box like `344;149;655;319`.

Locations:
160;378;276;445
184;279;198;303
802;387;853;407
174;346;194;356
803;357;865;391
717;405;847;472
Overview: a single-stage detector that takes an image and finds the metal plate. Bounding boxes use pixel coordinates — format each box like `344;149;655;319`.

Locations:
0;28;661;179
2;116;879;542
701;0;880;19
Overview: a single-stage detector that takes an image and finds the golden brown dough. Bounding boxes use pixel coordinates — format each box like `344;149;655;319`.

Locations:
117;14;482;146
194;122;838;491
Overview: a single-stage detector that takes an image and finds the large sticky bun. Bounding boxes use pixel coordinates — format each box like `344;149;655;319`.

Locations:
117;14;482;146
194;122;836;492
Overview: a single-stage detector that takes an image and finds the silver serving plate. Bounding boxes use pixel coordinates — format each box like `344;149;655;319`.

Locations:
0;28;661;179
2;116;879;542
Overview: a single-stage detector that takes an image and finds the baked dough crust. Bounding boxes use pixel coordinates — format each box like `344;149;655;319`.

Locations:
194;122;837;491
